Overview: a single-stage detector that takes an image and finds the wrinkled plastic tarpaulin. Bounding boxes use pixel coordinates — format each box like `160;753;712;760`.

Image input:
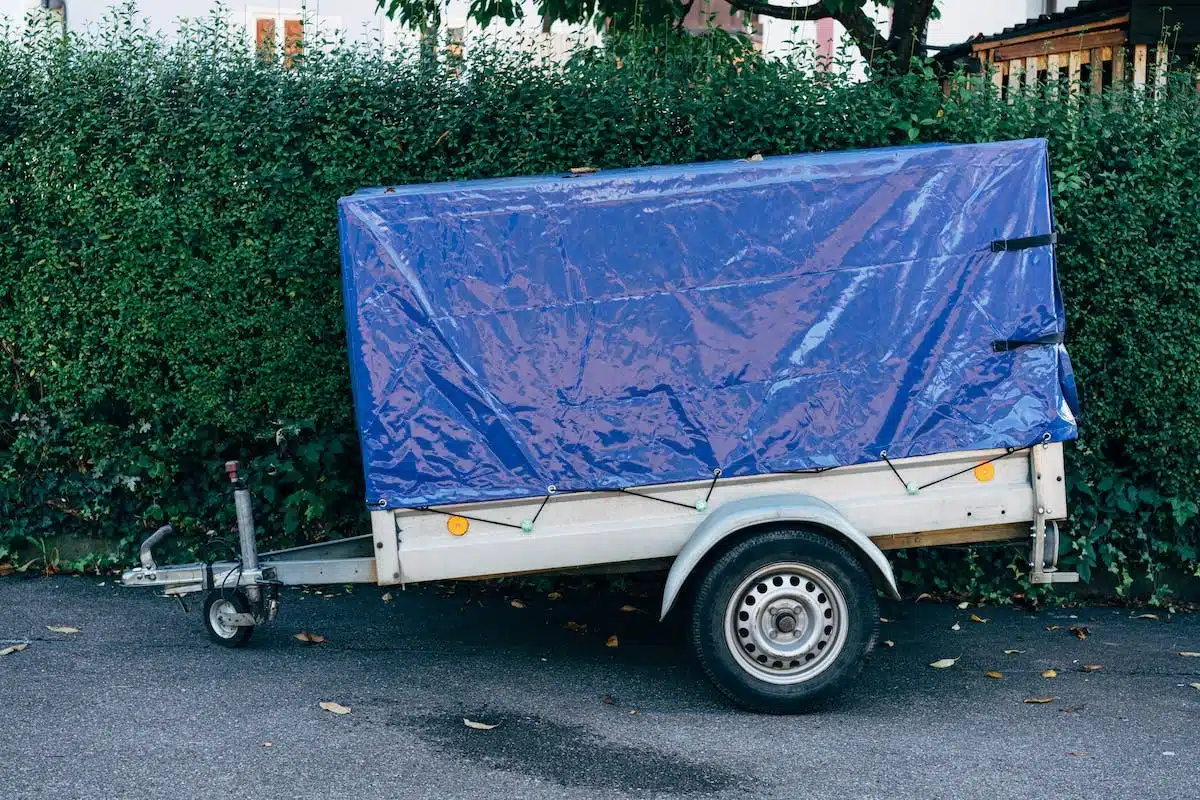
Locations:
338;139;1078;509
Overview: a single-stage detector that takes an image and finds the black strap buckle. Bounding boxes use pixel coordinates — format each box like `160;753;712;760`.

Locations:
991;232;1058;253
992;332;1065;352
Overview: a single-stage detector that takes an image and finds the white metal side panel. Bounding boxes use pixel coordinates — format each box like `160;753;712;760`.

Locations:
382;444;1067;584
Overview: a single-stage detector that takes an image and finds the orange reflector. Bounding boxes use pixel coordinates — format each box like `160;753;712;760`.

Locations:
447;515;469;536
973;463;995;482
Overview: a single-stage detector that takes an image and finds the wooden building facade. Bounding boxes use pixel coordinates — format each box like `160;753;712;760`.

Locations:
940;0;1200;95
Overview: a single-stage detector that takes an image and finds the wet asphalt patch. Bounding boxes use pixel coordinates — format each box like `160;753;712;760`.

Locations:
406;710;742;795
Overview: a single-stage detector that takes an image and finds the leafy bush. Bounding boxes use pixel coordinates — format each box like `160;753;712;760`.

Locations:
1;9;1197;598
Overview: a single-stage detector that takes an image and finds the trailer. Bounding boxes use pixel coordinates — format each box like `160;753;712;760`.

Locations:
122;138;1079;712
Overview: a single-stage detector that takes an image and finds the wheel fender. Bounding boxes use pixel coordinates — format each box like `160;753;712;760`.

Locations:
660;493;901;620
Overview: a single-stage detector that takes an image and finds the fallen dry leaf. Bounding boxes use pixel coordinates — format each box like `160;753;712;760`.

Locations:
1042;669;1058;679
1066;751;1088;757
620;605;640;613
1004;649;1026;655
381;592;393;602
463;718;499;730
1190;683;1200;691
1133;613;1159;620
951;622;961;632
0;643;28;656
568;166;598;175
883;640;895;648
1069;626;1090;640
319;701;351;715
745;153;764;162
1178;652;1200;657
46;626;80;634
1045;625;1062;631
510;599;526;609
564;621;587;632
986;671;1004;679
1082;664;1104;672
606;635;619;648
1024;697;1054;704
547;592;562;600
294;632;326;644
929;657;958;669
957;601;970;610
262;742;273;747
915;592;933;602
879;617;890;623
970;614;989;624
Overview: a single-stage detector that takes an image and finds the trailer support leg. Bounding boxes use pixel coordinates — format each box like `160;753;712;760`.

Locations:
234;481;261;604
1028;443;1078;585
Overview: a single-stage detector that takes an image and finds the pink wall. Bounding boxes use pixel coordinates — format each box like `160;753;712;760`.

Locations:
815;16;835;69
681;0;752;36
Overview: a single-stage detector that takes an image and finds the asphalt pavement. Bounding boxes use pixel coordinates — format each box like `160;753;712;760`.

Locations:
1;575;1198;799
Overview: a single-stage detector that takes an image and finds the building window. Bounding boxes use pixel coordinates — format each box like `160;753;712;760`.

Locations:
283;18;303;66
248;8;308;67
255;17;276;58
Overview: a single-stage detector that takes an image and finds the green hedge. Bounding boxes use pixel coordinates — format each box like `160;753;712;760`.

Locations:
1;13;1197;599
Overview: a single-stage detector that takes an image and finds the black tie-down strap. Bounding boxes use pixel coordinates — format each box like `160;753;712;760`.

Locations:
992;332;1064;352
991;232;1058;252
991;231;1066;352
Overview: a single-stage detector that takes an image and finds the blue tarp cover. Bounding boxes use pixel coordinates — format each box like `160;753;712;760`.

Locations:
338;139;1078;509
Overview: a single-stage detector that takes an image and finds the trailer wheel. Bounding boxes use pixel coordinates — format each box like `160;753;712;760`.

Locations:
202;589;255;648
690;527;878;713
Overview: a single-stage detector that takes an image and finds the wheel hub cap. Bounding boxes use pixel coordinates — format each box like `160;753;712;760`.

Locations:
209;599;240;639
723;562;850;685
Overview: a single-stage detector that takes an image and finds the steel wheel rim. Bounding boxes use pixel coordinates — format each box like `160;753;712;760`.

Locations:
208;598;240;639
723;562;849;685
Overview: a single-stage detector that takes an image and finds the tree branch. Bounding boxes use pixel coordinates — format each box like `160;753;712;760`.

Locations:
887;0;936;61
826;2;888;63
723;1;886;66
723;1;827;21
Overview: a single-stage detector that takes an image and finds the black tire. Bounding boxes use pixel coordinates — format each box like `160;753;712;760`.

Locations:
202;589;255;648
690;527;878;713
